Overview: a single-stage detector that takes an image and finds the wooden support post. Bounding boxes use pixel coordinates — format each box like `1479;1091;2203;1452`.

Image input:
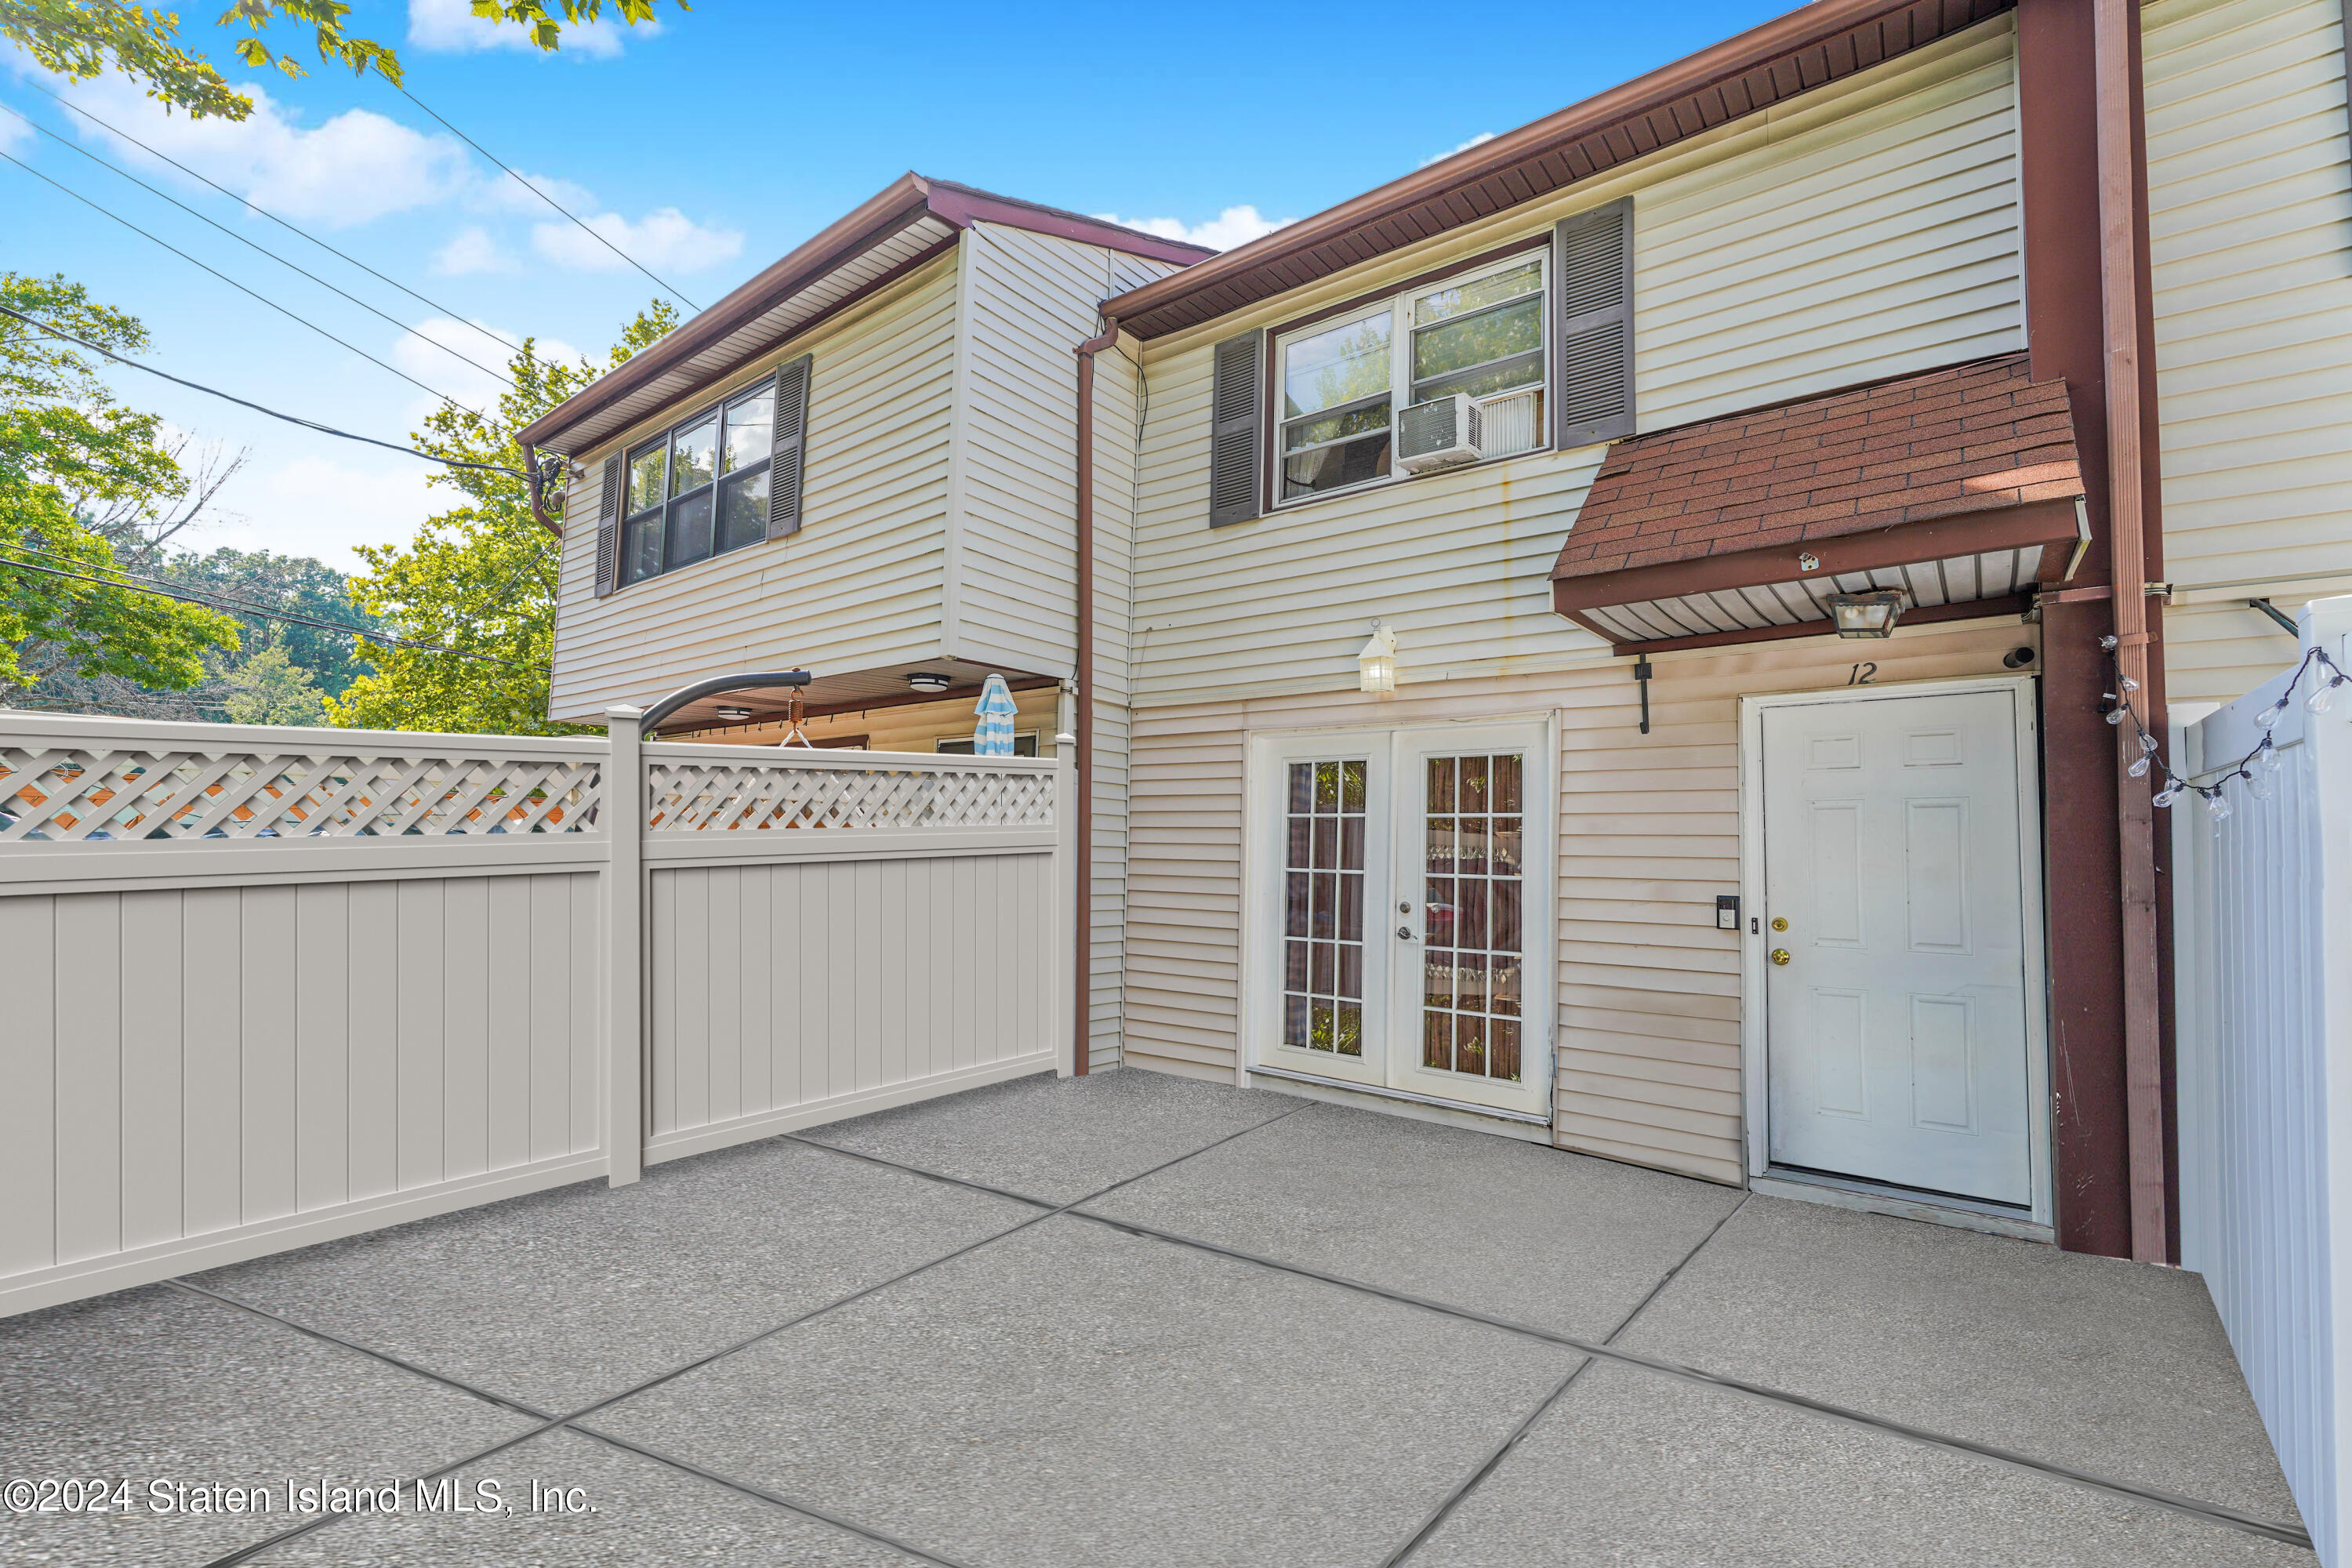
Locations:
604;705;644;1186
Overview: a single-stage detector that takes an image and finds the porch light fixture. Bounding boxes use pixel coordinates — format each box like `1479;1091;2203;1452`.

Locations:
906;671;953;695
713;705;753;722
1358;622;1399;695
1827;590;1907;640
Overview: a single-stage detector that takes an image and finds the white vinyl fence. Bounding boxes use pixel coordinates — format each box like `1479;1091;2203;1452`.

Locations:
0;708;1074;1319
2174;594;2352;1566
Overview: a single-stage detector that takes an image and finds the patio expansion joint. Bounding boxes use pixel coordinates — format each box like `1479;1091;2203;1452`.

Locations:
1375;1191;1758;1567
787;1137;2318;1555
180;1099;1317;1568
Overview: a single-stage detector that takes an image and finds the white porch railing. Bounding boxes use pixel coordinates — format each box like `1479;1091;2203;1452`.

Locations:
2174;593;2352;1566
0;709;1075;1319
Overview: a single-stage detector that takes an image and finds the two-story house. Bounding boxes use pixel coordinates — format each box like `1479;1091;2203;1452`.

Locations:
517;0;2352;1265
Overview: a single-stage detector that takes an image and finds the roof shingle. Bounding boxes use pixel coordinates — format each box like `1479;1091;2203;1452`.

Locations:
1552;355;2082;583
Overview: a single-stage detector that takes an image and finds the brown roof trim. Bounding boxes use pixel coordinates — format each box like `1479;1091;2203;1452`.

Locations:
1104;0;2011;340
517;173;1212;452
1551;497;2082;617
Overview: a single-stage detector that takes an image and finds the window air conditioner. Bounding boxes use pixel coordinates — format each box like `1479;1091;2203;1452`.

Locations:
1396;394;1485;472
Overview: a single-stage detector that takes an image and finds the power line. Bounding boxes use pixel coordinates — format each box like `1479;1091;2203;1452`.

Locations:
0;102;517;390
392;83;700;311
16;78;523;363
0;548;546;670
0;149;490;421
0;303;534;480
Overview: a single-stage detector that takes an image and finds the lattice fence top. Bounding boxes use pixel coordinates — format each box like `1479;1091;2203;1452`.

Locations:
0;742;604;841
647;759;1055;832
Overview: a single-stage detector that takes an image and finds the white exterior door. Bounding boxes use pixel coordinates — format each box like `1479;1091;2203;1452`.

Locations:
1251;723;1552;1122
1760;688;2037;1207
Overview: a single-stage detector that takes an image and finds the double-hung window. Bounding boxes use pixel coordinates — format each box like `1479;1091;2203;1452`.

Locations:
619;383;775;586
1274;252;1548;505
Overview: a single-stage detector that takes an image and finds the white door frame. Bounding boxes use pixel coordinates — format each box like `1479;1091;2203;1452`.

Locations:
1239;712;1560;1134
1737;674;2053;1229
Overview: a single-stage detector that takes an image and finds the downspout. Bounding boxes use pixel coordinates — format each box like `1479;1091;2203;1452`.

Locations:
522;442;564;537
1073;314;1120;1076
2092;0;2167;1263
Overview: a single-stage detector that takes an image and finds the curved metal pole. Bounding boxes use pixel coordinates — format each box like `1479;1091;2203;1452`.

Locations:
640;670;813;735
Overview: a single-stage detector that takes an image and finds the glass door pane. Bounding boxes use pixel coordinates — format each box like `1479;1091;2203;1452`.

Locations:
1282;759;1368;1057
1419;750;1524;1083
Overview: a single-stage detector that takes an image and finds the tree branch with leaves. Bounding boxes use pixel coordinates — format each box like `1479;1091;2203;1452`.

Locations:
329;303;677;735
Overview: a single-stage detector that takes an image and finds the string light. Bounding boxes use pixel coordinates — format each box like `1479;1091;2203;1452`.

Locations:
2101;635;2347;831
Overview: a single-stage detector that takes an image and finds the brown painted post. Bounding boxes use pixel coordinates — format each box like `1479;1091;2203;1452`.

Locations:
2016;0;2172;1258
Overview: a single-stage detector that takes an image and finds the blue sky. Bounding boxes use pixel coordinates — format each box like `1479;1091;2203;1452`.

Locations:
3;0;1789;571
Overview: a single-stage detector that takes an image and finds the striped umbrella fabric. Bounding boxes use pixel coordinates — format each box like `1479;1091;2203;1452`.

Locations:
973;673;1018;756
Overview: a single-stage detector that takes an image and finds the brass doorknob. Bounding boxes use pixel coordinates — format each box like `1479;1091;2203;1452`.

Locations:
1771;916;1788;932
1769;949;1791;966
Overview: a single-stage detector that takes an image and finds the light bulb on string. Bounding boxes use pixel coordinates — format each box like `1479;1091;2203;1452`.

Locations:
2139;732;2159;756
2260;737;2283;774
2128;753;2152;778
2154;782;2181;808
2105;706;2128;726
2245;764;2271;801
2206;789;2234;823
2120;674;2140;692
2311;674;2346;714
2256;699;2288;729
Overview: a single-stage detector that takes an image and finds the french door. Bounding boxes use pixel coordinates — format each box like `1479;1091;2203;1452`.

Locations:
1252;721;1552;1122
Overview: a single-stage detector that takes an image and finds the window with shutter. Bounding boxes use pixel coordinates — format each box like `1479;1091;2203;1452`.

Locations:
605;368;799;588
1209;329;1264;528
1254;244;1563;513
593;455;622;598
768;354;812;540
1552;198;1635;449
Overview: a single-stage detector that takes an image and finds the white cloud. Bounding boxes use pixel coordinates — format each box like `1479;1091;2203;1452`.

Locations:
467;167;601;217
530;207;742;274
431;227;517;276
408;0;650;58
181;455;437;575
41;70;469;227
1421;132;1497;168
1091;205;1291;253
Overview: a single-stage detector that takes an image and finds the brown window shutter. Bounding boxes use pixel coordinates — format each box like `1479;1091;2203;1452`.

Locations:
1208;328;1264;528
1552;198;1635;450
592;454;622;597
768;354;813;540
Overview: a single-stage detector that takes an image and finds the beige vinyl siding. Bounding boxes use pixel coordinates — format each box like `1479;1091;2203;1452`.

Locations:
1084;332;1149;1071
1125;20;2022;708
1123;619;2031;1183
2143;0;2352;705
548;256;961;722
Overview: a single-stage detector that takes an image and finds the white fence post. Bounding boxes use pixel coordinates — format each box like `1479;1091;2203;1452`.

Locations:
2310;597;2352;1568
605;706;645;1187
1054;730;1078;1078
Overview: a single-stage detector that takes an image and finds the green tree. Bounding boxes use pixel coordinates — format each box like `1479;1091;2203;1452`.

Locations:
221;633;325;723
329;302;677;735
1;272;238;698
0;1;684;121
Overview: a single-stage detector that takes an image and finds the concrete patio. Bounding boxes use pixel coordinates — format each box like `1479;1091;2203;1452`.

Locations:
0;1069;2313;1566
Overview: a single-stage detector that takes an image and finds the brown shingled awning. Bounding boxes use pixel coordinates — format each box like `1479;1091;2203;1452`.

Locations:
1550;354;2087;653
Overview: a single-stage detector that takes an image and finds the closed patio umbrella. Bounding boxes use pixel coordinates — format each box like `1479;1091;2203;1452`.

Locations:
973;673;1018;756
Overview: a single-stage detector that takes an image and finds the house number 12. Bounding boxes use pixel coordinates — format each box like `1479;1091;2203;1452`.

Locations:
1846;662;1878;685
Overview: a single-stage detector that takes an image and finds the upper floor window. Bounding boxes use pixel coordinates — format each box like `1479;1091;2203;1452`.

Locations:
1274;252;1548;506
620;384;775;586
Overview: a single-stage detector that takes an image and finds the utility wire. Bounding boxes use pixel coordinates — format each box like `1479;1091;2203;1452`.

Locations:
392;83;700;311
16;78;523;362
0;548;547;670
0;103;517;390
0;150;489;421
0;303;533;480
